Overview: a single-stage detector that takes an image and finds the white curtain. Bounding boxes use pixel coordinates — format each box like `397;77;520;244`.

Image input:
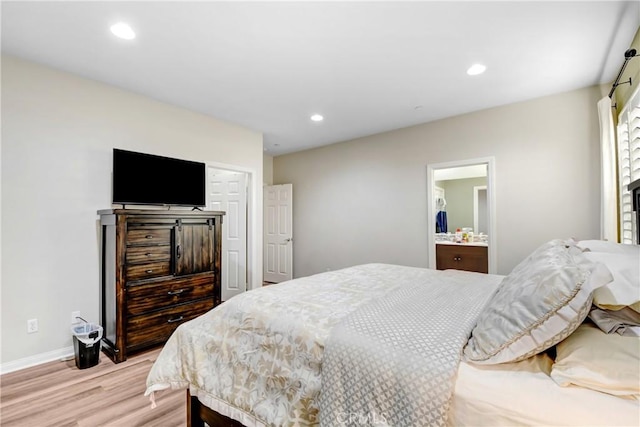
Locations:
597;96;617;241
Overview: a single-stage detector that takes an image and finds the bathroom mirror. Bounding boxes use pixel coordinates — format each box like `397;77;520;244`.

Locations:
427;157;496;273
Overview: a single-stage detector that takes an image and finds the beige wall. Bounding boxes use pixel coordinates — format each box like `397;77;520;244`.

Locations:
1;56;264;367
263;154;274;185
274;85;602;278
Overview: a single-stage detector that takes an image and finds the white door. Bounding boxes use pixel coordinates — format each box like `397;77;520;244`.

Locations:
264;184;293;283
208;168;247;300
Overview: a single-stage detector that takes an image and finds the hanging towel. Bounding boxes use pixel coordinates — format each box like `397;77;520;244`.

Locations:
436;211;448;233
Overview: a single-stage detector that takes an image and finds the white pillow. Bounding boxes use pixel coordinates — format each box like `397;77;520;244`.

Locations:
464;239;612;365
551;322;640;398
584;252;640;312
576;239;640;256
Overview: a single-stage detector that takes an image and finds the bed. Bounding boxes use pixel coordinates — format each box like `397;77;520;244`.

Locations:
145;239;640;426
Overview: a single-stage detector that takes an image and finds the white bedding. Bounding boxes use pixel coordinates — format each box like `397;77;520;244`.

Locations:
449;354;640;426
146;264;502;425
320;266;500;427
146;262;640;426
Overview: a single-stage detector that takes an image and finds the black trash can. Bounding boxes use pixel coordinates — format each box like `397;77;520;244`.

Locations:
71;322;103;369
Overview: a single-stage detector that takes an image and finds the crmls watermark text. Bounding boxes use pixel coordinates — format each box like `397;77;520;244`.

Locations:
336;411;389;425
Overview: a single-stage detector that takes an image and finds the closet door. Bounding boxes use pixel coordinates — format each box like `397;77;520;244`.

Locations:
175;222;214;276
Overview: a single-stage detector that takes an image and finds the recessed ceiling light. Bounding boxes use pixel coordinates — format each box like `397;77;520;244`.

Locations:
310;114;324;122
467;64;486;76
110;22;136;40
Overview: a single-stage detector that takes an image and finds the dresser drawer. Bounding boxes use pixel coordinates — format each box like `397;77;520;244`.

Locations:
436;244;488;273
126;228;171;246
126;261;172;281
126;299;214;350
127;275;214;316
126;245;171;264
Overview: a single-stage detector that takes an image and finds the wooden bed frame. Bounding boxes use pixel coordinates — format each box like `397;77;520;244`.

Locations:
187;390;245;427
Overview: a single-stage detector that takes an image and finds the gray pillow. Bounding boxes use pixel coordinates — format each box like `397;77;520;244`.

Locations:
464;239;613;365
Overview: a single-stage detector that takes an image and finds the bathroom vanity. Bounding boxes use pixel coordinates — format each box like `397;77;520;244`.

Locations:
435;242;488;273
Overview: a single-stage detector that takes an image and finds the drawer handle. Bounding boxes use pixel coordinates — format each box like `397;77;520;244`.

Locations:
167;316;184;324
176;244;181;259
145;253;152;257
145;235;154;239
453;256;462;261
145;269;154;274
167;289;185;296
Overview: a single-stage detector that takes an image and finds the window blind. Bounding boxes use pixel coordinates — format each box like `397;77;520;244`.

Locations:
617;90;640;244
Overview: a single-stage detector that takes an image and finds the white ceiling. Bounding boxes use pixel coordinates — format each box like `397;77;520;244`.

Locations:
2;1;639;156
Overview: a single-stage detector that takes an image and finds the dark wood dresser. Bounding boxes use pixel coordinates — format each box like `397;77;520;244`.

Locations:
436;243;488;274
98;209;224;363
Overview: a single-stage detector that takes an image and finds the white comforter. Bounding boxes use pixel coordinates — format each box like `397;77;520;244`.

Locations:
145;264;502;426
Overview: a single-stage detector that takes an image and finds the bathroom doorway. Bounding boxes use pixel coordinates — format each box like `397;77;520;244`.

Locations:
426;157;496;273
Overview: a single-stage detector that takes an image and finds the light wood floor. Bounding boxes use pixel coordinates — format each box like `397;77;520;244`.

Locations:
0;347;184;426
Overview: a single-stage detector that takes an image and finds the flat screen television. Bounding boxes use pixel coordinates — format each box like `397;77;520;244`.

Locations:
112;149;206;207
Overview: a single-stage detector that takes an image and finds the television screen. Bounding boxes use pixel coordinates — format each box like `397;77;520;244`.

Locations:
112;149;206;207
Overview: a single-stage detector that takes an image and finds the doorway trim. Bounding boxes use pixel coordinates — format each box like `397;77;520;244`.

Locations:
205;160;260;292
426;157;497;273
473;185;488;234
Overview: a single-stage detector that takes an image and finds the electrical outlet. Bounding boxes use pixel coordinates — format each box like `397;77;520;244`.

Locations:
27;318;38;334
71;311;81;324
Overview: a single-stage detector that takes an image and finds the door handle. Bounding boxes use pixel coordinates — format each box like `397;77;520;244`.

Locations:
284;237;293;242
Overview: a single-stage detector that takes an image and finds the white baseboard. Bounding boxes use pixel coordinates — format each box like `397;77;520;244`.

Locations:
0;346;74;375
